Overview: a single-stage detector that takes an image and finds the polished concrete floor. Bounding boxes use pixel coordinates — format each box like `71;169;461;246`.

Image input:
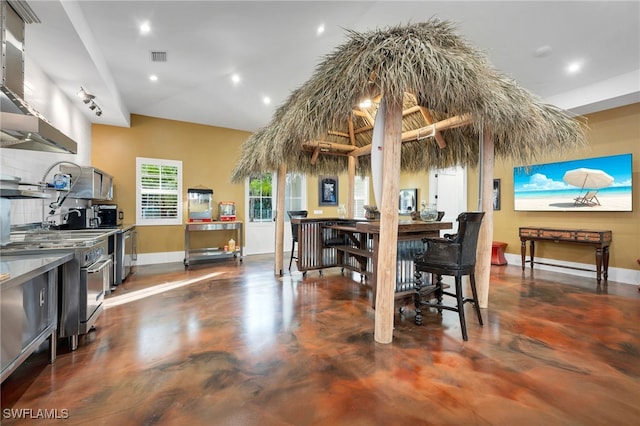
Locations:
2;255;639;425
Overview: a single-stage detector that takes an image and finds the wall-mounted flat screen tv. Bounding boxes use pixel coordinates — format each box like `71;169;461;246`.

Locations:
514;153;632;212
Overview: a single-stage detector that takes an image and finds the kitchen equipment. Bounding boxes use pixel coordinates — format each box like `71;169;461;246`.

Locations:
0;229;117;350
95;204;121;228
122;226;137;281
53;173;70;190
0;198;9;246
1;251;71;384
66;208;100;229
188;188;213;222
0;2;78;154
219;201;236;221
59;166;113;200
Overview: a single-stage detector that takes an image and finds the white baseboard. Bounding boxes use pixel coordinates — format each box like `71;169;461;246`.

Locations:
136;251;185;266
134;250;640;286
504;253;639;285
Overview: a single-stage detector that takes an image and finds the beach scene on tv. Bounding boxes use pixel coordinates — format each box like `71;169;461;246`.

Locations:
514;153;633;211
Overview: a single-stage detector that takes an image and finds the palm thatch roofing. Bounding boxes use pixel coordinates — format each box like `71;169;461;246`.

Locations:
231;19;587;182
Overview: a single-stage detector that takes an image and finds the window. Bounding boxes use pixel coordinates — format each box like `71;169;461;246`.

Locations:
136;157;182;226
354;176;369;219
284;173;306;221
248;174;273;222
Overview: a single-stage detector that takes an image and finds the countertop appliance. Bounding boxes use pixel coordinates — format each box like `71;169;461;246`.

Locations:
188;188;213;222
95;204;121;228
1;229;116;350
59;166;113;201
218;201;236;221
66;207;100;230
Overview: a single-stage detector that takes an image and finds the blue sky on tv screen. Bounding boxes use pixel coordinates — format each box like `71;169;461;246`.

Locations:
513;153;632;193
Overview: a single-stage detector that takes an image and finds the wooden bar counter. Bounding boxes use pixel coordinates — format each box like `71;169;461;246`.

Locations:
291;218;452;302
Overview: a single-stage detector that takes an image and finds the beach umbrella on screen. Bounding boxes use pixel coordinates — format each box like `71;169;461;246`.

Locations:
563;168;614;190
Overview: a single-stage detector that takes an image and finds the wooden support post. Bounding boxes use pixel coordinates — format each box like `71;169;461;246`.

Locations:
275;164;287;276
348;156;355;217
374;98;402;344
476;129;494;308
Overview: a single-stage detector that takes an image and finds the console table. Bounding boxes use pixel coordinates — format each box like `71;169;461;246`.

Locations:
519;227;612;284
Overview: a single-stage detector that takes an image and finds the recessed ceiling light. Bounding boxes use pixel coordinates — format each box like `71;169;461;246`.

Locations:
566;61;582;74
231;74;240;84
317;24;325;35
149;75;158;82
263;96;271;105
139;21;151;35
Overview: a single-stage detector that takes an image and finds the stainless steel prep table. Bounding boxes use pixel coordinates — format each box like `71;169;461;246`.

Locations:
1;252;73;383
184;221;243;267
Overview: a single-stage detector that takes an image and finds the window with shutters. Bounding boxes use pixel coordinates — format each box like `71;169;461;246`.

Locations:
354;176;369;219
136;157;183;226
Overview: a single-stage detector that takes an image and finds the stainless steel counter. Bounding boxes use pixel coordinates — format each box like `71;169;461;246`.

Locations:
1;252;73;383
1;252;73;288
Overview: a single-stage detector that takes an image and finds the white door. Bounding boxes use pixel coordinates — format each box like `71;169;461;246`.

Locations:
244;173;307;255
245;174;277;255
429;166;467;225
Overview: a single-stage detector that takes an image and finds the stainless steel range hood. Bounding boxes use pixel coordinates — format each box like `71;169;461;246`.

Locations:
0;0;78;154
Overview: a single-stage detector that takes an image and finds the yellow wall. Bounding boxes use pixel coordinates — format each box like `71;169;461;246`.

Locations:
93;104;638;271
92;114;251;254
305;171;430;217
467;102;640;270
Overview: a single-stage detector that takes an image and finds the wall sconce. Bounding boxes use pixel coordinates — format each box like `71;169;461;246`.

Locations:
77;86;103;117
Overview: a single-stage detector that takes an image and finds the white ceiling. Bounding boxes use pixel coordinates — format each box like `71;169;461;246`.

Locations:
21;0;640;132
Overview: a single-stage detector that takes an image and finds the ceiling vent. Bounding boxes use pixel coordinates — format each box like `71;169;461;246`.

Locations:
150;51;167;62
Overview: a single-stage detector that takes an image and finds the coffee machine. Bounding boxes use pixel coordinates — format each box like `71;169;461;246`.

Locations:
66;208;99;229
95;204;121;228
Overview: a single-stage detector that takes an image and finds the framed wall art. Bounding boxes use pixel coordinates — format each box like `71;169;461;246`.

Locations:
319;176;338;206
513;153;632;212
493;179;501;211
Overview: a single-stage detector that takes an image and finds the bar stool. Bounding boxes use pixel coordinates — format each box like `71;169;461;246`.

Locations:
413;212;485;341
287;210;308;271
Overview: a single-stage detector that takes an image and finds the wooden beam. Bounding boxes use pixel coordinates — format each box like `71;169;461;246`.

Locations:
328;130;350;138
354;124;374;135
401;114;472;143
302;140;356;153
348;156;355;217
348;115;356;146
310;146;321;165
350;113;473;157
476;128;494;309
374;98;402;344
402;105;421;116
418;106;447;149
274;164;287;276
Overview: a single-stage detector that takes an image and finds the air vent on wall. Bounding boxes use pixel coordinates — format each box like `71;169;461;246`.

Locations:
150;51;167;62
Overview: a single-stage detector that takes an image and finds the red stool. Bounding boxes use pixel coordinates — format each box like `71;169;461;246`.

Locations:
491;241;508;265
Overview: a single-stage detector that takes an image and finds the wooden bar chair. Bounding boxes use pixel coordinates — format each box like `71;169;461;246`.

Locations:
413;212;485;341
287;210;308;271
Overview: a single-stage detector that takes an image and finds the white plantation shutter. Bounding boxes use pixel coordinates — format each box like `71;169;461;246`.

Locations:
136;157;183;225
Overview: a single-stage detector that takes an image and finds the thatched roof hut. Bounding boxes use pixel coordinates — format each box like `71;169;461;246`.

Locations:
232;19;586;181
231;19;587;344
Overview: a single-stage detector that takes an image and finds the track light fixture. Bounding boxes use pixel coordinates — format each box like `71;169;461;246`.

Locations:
78;86;103;117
